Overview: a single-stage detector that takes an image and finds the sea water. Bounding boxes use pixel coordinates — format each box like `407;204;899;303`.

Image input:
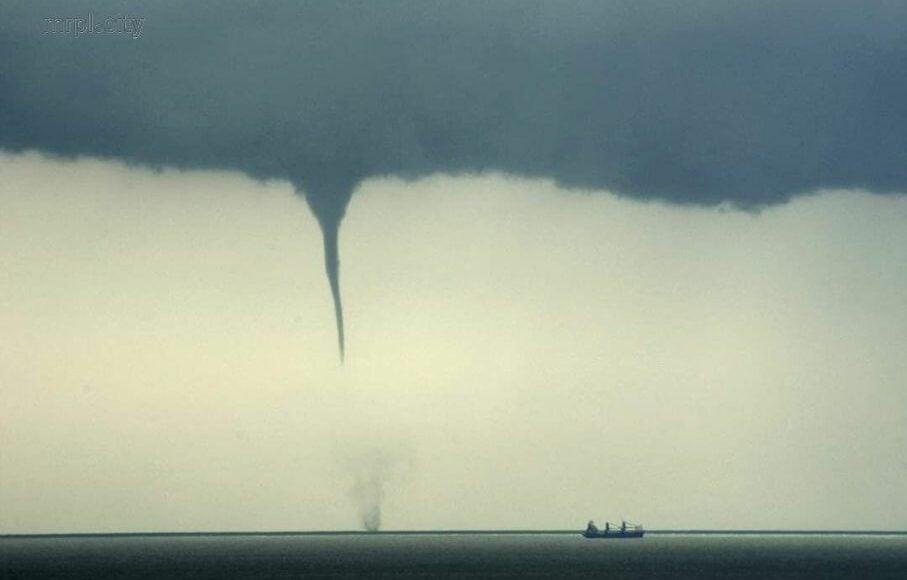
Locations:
3;532;906;579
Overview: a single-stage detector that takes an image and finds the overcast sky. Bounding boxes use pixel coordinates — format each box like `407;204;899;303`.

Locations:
2;1;906;532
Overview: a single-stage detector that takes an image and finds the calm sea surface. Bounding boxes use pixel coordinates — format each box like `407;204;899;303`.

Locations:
3;533;906;579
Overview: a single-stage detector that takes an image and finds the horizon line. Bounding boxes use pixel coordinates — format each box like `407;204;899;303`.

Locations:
4;529;907;539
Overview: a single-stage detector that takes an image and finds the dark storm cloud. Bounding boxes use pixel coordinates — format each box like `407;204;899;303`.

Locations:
5;0;906;201
3;1;905;357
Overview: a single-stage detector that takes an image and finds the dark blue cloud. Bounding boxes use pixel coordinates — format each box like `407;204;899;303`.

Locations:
4;1;905;203
4;1;905;358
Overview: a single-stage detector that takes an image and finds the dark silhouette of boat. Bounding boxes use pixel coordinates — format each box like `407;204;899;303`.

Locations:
583;520;644;538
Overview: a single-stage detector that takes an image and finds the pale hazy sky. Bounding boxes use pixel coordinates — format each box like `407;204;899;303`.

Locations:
2;152;906;532
2;1;907;533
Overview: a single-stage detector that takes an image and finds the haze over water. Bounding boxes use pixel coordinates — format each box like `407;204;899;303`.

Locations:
3;159;906;533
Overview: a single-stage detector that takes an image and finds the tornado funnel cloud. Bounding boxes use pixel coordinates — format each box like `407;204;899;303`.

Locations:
297;181;354;363
321;223;345;363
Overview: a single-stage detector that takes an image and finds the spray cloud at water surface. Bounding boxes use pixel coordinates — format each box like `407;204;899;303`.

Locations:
339;425;414;532
352;463;386;532
348;446;412;532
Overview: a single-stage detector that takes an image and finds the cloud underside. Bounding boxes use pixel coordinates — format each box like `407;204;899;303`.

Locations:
3;1;905;208
4;1;906;359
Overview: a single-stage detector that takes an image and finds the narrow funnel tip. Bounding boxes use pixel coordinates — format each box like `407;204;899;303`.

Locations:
321;224;345;364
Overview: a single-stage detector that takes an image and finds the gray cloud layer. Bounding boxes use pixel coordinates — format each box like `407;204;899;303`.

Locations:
4;1;906;203
4;1;906;357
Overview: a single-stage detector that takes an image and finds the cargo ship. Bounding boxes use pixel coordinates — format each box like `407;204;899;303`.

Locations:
583;520;644;538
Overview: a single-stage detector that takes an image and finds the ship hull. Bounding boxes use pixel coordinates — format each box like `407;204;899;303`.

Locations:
582;530;644;539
